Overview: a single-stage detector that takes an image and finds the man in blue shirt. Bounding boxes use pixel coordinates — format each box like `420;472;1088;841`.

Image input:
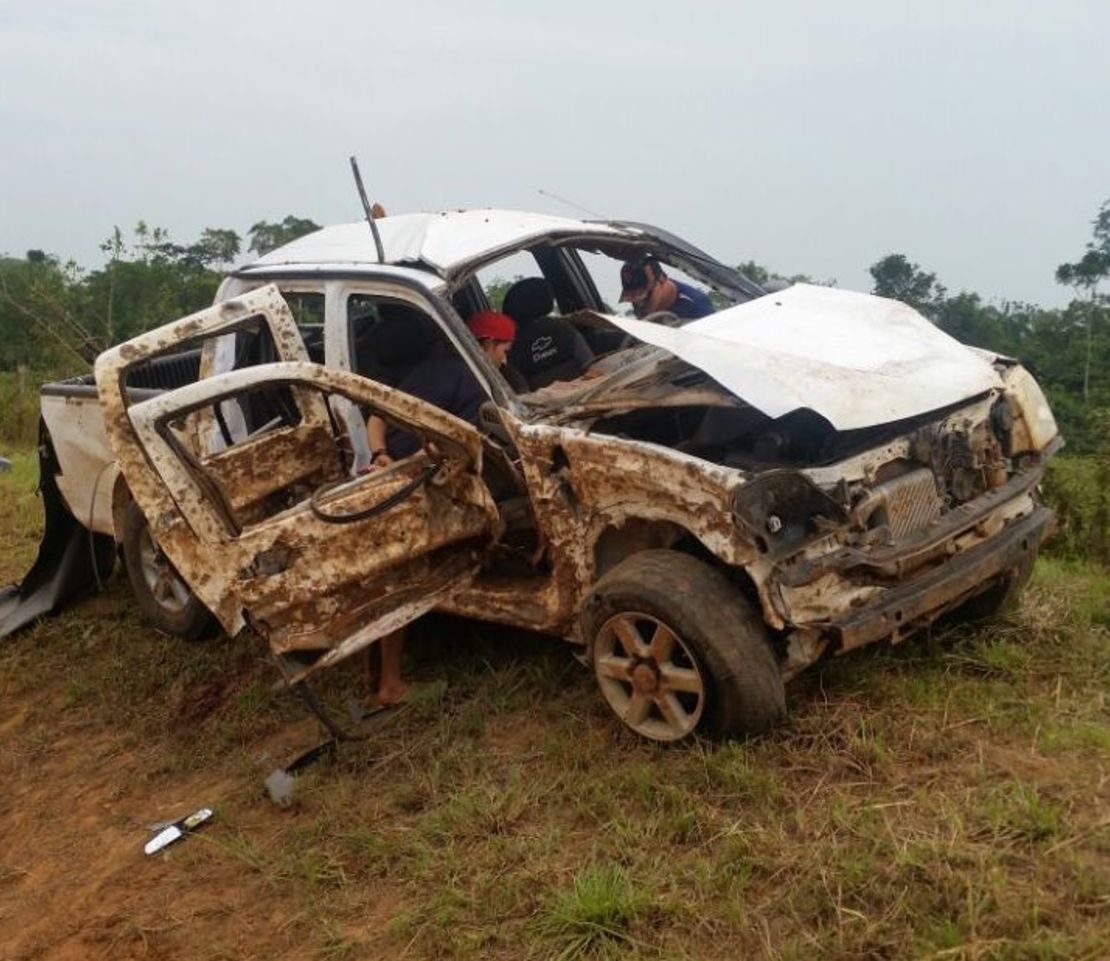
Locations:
619;255;715;320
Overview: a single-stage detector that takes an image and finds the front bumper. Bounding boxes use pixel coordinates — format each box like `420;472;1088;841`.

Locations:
829;506;1051;650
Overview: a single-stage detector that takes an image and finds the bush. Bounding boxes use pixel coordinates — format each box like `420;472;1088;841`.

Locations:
1041;456;1109;565
0;370;44;448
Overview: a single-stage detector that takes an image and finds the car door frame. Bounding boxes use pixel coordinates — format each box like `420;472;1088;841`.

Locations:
96;285;499;661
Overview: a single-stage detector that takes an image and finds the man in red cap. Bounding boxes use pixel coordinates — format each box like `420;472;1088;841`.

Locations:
366;309;519;469
466;309;521;381
363;309;519;707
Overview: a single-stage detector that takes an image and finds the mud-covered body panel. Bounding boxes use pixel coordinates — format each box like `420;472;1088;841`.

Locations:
94;288;498;664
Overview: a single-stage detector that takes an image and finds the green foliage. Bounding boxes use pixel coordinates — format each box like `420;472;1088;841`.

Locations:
247;215;321;255
1055;198;1110;412
482;274;518;311
864;199;1110;454
0;252;85;369
78;223;230;346
869;252;946;318
736;258;834;289
979;781;1065;844
1056;198;1110;291
0;218;301;383
1041;456;1109;565
537;863;651;959
0;371;46;446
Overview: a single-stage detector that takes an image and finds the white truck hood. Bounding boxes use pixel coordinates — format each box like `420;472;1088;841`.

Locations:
608;284;1002;431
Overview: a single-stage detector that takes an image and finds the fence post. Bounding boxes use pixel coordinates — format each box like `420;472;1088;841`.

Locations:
16;363;29;445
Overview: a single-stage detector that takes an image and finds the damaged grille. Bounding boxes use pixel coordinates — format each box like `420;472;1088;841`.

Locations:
871;467;942;538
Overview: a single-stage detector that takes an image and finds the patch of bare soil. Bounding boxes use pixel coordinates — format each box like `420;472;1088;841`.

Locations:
0;690;333;960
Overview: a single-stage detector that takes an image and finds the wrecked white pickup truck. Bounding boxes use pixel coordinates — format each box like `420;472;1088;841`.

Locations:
1;210;1060;742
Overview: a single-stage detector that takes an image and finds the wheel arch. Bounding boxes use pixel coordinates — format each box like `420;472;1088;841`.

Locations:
110;473;135;545
590;517;762;611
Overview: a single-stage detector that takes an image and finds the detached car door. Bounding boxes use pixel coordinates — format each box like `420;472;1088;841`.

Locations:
95;286;499;671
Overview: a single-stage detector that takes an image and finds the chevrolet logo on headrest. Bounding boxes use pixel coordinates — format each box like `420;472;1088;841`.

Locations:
530;335;557;364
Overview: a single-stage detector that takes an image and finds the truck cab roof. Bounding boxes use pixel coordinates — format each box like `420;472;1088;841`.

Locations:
236;209;640;283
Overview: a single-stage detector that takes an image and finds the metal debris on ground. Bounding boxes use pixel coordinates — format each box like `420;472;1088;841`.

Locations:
144;807;214;855
264;768;298;808
264;738;338;808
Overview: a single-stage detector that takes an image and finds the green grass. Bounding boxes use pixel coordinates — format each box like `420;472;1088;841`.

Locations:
0;448;41;584
2;453;1109;960
1042;455;1109;566
536;863;653;959
0;371;50;447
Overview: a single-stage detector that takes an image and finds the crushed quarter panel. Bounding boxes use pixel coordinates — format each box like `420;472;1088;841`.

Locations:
503;422;759;638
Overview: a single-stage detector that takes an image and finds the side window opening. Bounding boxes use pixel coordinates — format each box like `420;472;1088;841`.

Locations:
282;290;325;327
571;246;718;318
472;250;551;315
345;292;486;468
279;289;325;363
455;249;604;392
120;313;299;450
346;294;444;386
160;381;338;530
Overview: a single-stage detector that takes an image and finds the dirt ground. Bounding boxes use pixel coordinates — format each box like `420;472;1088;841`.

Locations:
0;634;319;959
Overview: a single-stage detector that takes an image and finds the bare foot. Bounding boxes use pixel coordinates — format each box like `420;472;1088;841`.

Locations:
377;680;409;706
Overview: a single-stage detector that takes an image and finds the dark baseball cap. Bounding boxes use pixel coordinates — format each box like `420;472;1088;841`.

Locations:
619;255;661;301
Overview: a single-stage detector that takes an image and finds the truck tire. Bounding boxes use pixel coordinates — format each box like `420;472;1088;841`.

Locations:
121;500;214;640
581;550;786;742
957;553;1036;623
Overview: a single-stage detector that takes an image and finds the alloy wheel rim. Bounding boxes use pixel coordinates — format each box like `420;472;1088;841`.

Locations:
593;611;705;741
138;526;191;614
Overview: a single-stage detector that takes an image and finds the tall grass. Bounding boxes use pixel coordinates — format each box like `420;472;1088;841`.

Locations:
0;364;86;447
1042;456;1109;566
0;370;43;447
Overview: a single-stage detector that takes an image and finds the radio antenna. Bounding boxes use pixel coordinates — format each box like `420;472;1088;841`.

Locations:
538;188;605;220
349;155;385;262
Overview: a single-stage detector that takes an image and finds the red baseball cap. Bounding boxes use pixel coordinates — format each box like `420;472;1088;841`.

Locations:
466;310;516;342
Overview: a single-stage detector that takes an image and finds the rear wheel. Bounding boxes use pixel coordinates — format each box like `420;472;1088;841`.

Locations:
121;500;214;640
582;551;786;742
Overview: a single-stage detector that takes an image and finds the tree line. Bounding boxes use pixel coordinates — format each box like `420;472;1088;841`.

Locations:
1;203;1107;453
0;216;320;373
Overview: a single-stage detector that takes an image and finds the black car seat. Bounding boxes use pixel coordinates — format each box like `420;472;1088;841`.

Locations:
363;302;440;385
503;278;594;389
342;302;443;469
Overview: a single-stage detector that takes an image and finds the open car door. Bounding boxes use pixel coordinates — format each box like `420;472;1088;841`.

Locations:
95;286;499;676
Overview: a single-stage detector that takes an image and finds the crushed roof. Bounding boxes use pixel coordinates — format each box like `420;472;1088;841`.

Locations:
242;209;638;277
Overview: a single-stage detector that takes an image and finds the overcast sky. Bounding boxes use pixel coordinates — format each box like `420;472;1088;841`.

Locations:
1;0;1107;306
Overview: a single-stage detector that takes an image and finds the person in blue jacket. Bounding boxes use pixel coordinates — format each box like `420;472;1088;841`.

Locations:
619;254;714;320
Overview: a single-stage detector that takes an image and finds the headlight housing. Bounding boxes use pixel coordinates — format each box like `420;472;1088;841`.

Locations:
1001;365;1058;453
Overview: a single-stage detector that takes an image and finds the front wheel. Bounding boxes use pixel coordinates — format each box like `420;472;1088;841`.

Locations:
582;551;786;742
956;552;1036;622
121;500;214;640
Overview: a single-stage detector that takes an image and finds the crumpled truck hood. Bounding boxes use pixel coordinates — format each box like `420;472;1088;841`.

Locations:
607;284;1002;431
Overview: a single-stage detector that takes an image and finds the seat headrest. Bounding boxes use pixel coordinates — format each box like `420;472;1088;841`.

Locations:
502;277;554;325
369;304;438;367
